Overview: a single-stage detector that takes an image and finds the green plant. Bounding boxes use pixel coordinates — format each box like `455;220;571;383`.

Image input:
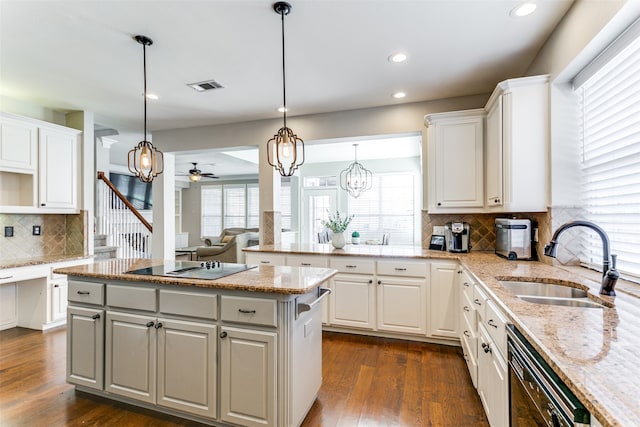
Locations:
322;210;354;233
351;231;360;238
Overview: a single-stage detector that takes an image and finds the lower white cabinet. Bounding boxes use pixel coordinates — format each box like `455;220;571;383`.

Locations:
219;326;276;427
377;276;426;334
477;323;508;427
330;273;375;329
51;280;68;321
67;306;104;390
429;261;459;339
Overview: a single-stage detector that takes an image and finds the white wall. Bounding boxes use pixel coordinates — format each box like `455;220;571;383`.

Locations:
0;95;66;125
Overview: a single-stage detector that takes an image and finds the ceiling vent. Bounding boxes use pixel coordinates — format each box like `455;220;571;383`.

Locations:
187;80;224;92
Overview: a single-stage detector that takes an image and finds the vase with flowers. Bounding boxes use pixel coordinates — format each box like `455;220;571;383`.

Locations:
322;210;353;249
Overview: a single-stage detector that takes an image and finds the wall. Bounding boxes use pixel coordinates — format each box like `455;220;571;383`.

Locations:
0;95;66;125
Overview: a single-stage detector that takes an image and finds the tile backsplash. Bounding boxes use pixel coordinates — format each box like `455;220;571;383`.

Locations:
0;211;86;260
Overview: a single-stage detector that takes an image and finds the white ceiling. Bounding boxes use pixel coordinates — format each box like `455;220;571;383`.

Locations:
1;0;574;177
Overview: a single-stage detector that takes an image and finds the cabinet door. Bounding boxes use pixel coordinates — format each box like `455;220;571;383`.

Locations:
105;311;156;404
220;326;276;427
429;262;459;339
377;276;426;334
477;324;508;427
157;318;217;419
67;306;104;390
432;116;484;209
38;127;78;210
485;95;503;207
51;280;68;321
330;274;375;329
0;117;37;172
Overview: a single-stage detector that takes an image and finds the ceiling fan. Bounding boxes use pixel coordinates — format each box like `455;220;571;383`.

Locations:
176;162;219;182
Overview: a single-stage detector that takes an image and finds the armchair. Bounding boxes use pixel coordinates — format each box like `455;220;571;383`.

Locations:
196;229;258;263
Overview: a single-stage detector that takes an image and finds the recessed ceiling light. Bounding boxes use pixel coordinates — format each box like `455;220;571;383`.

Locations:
388;52;408;63
146;93;158;100
392;92;406;99
510;2;537;17
277;106;288;113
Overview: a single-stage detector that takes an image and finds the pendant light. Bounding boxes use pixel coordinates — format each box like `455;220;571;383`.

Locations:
340;144;373;198
128;35;164;183
266;2;304;177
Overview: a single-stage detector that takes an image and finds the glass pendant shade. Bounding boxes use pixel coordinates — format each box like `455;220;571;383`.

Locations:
267;1;304;177
189;173;201;182
340;144;373;198
127;34;164;183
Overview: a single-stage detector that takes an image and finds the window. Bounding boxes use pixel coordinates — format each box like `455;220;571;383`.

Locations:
348;173;416;245
223;185;246;229
201;186;222;236
574;28;640;277
280;181;292;230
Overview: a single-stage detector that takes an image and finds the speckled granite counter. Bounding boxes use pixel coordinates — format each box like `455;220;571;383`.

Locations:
245;244;640;426
0;254;92;270
53;258;337;295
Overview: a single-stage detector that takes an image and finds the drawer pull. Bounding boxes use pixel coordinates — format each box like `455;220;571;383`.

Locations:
463;306;470;312
377;280;382;285
260;261;270;264
146;321;154;328
301;263;311;266
345;265;357;268
296;287;331;318
463;330;471;338
463;282;470;287
91;313;101;320
488;319;498;328
473;298;482;306
394;267;407;271
238;309;257;314
77;291;90;295
0;275;13;280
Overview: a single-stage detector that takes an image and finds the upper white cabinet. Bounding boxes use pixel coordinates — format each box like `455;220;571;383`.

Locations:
425;109;485;212
0;112;80;213
484;75;549;212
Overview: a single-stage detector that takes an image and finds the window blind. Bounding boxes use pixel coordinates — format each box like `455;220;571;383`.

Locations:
577;32;640;277
247;183;259;228
223;185;247;229
201;185;222;236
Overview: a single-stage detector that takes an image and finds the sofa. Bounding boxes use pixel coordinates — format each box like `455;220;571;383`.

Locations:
197;228;259;263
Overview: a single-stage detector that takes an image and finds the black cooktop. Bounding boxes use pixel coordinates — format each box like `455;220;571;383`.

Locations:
127;261;256;281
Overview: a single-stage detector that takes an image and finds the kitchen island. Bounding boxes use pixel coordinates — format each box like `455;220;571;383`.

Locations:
244;244;640;427
53;258;337;427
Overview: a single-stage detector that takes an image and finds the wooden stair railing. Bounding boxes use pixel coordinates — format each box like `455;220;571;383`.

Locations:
97;172;152;232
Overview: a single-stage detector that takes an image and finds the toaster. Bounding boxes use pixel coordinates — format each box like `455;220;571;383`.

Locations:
495;218;533;260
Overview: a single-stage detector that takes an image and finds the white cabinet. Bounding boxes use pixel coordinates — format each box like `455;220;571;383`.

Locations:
0;115;37;172
330;273;376;329
425;109;485;212
477;323;508;427
484;75;549;212
0;282;17;330
428;261;459;339
377;276;426;334
51;279;68;321
67;306;104;390
219;326;276;427
38;126;79;210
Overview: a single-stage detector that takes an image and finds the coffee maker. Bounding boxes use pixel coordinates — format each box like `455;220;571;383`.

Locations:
444;222;471;253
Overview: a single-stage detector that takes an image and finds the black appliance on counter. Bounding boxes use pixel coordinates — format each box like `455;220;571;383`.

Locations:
507;325;590;427
127;261;255;280
444;222;471;253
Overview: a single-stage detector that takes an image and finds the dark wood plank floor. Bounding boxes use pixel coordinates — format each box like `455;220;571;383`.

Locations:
0;327;488;426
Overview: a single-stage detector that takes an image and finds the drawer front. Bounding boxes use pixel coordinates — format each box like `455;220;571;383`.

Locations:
286;254;328;268
484;300;507;358
221;296;277;327
461;290;476;333
107;285;156;312
329;257;375;274
460;310;477;360
246;253;285;266
377;260;427;277
159;289;217;320
472;284;488;320
459;269;474;298
460;335;478;389
68;280;105;305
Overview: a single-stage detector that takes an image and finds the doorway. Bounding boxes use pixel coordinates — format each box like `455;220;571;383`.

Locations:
302;188;337;244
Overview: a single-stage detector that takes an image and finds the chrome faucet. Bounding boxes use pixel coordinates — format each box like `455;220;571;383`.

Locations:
544;220;618;296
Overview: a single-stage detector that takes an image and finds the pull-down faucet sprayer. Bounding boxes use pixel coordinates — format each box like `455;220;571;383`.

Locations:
544;221;618;296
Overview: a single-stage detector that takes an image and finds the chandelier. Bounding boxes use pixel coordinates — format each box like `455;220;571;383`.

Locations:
128;35;164;183
266;2;305;177
340;144;373;198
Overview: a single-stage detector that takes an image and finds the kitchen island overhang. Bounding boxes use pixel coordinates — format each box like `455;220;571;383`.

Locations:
54;258;337;427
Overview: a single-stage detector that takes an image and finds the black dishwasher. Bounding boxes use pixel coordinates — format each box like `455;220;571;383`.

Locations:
507;325;590;427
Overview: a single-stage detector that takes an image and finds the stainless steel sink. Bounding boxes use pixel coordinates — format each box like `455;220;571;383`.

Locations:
517;295;604;309
498;280;588;298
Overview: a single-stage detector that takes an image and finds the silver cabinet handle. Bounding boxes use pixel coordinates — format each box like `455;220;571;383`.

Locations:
238;309;256;314
296;287;331;318
488;319;498;328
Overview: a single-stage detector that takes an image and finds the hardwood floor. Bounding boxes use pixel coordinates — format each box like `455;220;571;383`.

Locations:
0;328;488;426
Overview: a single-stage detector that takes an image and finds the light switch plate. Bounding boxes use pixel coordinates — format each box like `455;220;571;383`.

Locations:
4;226;13;237
33;225;41;236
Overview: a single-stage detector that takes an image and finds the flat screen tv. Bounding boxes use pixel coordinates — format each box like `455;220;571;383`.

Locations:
109;172;153;210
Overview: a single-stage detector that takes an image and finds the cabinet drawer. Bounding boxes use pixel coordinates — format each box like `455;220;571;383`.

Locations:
286;254;328;268
460;311;477;360
246;253;285;266
159;289;217;320
107;285;156;312
483;300;507;358
472;284;488;320
377;260;427;277
461;332;478;389
221;296;277;327
461;290;476;333
329;257;374;274
459;269;475;298
68;280;104;305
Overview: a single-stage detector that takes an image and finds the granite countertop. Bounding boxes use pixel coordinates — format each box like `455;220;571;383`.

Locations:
0;254;93;270
53;258;337;295
246;244;639;426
